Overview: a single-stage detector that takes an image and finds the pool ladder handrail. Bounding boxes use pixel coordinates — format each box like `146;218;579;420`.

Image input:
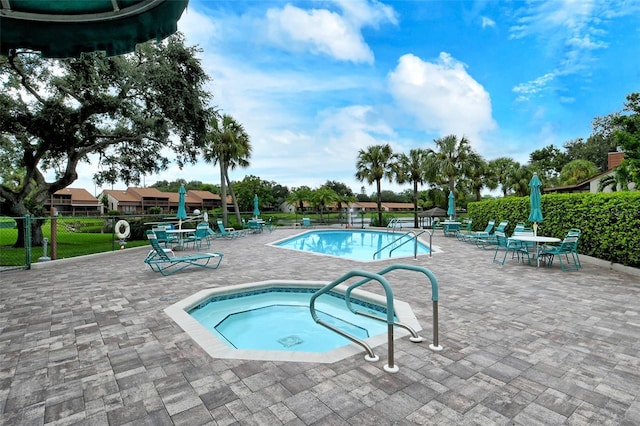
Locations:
309;264;442;373
387;218;403;231
373;230;431;260
346;264;442;354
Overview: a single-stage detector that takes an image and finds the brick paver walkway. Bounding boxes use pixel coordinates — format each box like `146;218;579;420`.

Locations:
1;228;639;425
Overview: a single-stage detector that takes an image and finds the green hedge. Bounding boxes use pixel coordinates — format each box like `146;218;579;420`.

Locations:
467;192;640;267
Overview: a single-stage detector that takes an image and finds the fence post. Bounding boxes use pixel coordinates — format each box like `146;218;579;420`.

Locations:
50;207;58;260
25;214;32;269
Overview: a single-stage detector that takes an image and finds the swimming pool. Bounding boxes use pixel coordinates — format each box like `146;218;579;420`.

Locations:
270;229;431;261
164;280;422;363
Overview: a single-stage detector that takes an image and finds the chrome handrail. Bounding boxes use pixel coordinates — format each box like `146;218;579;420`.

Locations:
345;264;442;352
373;230;429;260
389;230;427;259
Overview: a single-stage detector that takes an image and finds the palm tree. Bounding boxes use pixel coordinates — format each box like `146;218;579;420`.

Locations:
559;159;599;185
489;157;520;196
311;187;339;223
395;148;437;227
202;114;251;226
509;166;533;197
355;144;395;226
462;153;496;201
429;135;473;216
599;163;632;191
286;187;312;222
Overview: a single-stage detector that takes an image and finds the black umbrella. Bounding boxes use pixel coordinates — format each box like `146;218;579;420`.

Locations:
1;0;188;58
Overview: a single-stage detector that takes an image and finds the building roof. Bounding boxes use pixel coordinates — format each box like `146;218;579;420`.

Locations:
188;190;220;201
102;189;140;202
54;187;98;203
127;187;169;199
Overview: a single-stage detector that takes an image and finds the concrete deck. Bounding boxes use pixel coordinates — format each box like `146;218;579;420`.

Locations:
1;228;639;425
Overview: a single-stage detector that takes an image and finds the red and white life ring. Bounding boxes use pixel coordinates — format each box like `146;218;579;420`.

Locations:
114;220;131;239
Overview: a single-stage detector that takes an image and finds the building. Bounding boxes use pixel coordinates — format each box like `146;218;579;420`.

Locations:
544;152;635;194
99;187;227;215
44;188;101;216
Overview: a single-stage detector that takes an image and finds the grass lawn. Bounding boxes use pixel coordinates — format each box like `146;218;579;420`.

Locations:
0;227;148;267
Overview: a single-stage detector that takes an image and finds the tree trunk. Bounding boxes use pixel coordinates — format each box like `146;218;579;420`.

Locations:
224;169;242;225
376;179;383;226
220;161;228;225
413;180;419;228
7;202;46;248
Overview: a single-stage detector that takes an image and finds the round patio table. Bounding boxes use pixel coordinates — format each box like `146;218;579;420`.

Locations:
508;235;561;267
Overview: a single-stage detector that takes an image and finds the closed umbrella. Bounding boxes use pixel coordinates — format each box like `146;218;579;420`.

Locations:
528;173;544;236
253;194;260;219
447;192;455;220
177;184;187;230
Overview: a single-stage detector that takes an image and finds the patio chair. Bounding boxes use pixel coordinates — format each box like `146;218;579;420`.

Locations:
462;219;494;243
151;225;179;248
192;223;212;249
144;231;223;276
492;231;530;265
477;220;508;249
538;235;580;271
302;217;314;228
216;219;242;238
455;219;473;241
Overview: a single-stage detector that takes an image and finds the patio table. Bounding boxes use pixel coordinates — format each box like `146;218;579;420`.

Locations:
509;235;561;267
442;221;460;237
166;228;196;250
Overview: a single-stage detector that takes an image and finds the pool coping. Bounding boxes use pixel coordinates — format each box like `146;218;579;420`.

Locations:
164;279;424;363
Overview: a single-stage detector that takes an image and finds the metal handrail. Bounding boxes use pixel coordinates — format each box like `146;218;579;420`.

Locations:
309;269;396;370
373;230;429;260
388;230;427;259
345;264;442;352
386;218;402;232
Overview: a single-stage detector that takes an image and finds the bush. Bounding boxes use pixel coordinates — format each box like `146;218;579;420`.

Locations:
467;192;640;267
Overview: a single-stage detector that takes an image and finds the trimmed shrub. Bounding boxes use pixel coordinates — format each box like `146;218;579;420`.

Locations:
467;192;640;267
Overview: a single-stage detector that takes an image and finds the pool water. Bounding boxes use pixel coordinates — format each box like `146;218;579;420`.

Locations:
189;287;390;352
271;229;430;261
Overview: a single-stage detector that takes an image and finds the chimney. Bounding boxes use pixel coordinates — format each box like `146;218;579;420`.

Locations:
608;152;625;170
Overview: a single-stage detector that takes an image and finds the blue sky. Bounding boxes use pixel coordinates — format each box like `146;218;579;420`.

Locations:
80;0;640;195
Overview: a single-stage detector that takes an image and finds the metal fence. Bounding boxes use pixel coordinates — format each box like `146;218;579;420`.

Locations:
0;214;166;271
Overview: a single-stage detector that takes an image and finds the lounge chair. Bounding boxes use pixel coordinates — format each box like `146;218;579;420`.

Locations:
476;220;508;249
216;219;242;238
455;219;473;241
462;219;494;243
492;231;530;265
301;217;314;228
144;231;223;276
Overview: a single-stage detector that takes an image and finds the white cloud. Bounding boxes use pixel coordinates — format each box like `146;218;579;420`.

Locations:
481;16;496;28
512;72;556;102
263;1;397;64
508;0;635;95
387;52;496;148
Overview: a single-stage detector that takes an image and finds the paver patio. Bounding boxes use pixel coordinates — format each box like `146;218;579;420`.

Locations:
1;227;639;425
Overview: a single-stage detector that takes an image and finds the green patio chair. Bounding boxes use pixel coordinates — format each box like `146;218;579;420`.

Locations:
462;219;494;243
216;219;242;238
455;219;473;241
144;231;223;276
492;231;530;265
477;220;508;249
539;235;580;271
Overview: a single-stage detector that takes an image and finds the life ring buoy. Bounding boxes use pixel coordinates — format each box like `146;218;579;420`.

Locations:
114;220;130;239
